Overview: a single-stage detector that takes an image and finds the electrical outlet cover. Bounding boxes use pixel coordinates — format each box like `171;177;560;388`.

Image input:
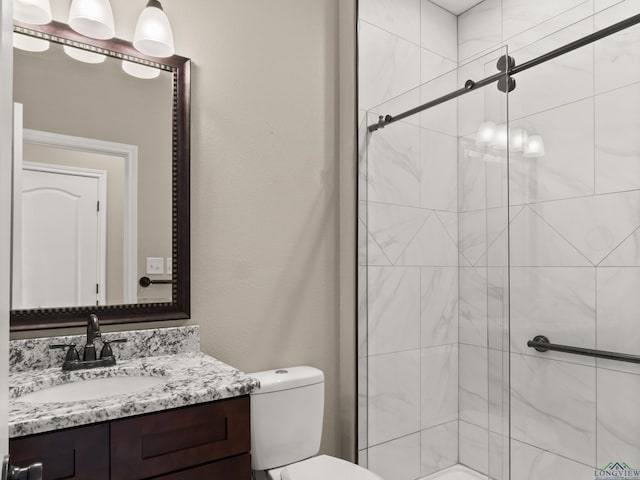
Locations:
146;257;164;275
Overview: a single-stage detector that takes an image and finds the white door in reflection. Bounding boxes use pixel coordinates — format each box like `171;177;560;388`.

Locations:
13;163;107;309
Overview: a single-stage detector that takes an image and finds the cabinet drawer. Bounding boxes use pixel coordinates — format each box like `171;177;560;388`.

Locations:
10;423;109;480
110;396;250;480
152;454;251;480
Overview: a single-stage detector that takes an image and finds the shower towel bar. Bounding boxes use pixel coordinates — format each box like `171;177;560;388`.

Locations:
527;335;640;365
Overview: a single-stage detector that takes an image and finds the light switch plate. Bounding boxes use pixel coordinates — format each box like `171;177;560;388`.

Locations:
146;257;164;275
166;257;173;274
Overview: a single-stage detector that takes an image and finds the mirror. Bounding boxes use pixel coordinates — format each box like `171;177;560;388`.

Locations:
11;21;190;330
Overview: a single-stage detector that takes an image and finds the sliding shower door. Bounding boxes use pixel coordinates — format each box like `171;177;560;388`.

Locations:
359;46;511;480
506;3;640;478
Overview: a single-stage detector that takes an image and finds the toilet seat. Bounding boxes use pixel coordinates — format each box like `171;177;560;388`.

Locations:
280;455;383;480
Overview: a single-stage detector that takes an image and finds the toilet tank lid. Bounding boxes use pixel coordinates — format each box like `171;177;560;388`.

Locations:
249;366;324;394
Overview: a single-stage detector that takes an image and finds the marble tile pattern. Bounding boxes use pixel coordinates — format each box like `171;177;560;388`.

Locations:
420;421;458;477
9;352;260;438
10;325;200;373
459;420;489;476
510;439;595;480
510;354;596;466
361;1;640;479
368;432;422;480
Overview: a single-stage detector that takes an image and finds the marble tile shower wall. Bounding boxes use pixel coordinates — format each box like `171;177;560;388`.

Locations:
358;1;460;479
458;0;640;478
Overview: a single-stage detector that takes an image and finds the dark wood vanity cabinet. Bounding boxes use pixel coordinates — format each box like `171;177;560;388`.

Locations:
9;396;251;480
10;423;110;480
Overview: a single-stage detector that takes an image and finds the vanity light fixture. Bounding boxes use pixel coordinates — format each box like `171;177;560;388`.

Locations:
475;121;496;146
68;0;115;40
474;121;545;158
13;32;49;52
509;128;528;152
133;0;175;58
122;60;160;79
490;123;509;150
13;0;52;25
63;45;106;64
523;134;545;158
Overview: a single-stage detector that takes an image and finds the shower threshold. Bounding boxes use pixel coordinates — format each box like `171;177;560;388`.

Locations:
420;464;487;480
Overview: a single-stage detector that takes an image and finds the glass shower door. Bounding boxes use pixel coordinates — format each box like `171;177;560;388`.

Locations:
506;2;640;478
359;45;511;480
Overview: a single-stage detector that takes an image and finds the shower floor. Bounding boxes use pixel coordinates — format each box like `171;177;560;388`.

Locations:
420;465;487;480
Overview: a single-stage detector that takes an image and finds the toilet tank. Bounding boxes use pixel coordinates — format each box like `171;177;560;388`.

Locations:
250;366;324;471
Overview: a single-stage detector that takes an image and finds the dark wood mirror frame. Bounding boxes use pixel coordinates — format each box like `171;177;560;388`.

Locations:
11;20;190;331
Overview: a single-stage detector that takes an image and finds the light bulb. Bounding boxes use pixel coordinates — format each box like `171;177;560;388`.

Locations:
133;0;175;58
475;121;496;146
122;60;161;79
509;128;528;152
63;45;106;64
524;135;545;158
68;0;115;40
13;32;49;52
490;124;509;150
14;0;52;25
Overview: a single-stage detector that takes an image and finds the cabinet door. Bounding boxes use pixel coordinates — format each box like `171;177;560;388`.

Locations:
9;423;109;480
111;397;250;480
153;454;251;480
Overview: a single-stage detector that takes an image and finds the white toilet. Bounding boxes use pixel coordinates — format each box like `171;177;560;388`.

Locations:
250;366;383;480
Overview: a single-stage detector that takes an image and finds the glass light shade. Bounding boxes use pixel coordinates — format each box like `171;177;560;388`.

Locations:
490;123;509;150
14;0;52;25
475;121;496;146
63;45;106;64
133;1;175;58
509;128;528;152
524;135;545;158
13;32;49;52
68;0;115;40
122;60;160;79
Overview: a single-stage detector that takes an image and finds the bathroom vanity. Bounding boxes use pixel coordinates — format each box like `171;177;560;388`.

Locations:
8;326;258;480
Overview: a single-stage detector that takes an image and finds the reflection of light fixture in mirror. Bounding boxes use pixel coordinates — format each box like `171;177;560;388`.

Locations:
133;0;175;58
63;45;106;64
68;0;115;40
13;32;49;52
524;135;545;158
122;60;160;79
14;0;52;25
509;128;528;152
490;123;509;150
475;121;496;146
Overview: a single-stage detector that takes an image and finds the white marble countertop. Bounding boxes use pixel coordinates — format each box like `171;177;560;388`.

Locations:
9;352;260;438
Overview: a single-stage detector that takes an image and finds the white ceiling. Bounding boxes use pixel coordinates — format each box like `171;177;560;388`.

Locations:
429;0;485;15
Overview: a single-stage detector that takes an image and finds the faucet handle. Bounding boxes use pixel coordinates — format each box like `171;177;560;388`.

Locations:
50;344;80;362
100;338;127;359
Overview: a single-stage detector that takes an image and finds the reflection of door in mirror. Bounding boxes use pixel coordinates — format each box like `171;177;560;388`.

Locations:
13;40;174;312
12;128;139;309
13;162;106;309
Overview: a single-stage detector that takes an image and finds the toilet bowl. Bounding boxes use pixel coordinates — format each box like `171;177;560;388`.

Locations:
249;366;383;480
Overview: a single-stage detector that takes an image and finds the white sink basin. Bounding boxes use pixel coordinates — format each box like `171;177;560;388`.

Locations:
17;376;167;403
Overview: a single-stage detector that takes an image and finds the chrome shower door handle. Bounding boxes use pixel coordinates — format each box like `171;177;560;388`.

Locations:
2;456;43;480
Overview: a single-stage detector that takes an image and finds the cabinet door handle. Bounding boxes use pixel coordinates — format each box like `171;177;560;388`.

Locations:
2;456;43;480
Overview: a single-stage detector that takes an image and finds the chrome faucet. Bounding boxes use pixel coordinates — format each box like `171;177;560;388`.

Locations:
83;314;102;361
